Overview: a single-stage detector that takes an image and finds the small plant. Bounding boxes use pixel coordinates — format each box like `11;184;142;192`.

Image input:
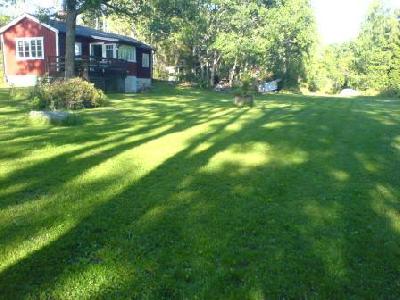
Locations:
31;95;47;110
31;78;106;110
240;75;252;95
381;86;400;98
233;74;256;107
9;84;16;99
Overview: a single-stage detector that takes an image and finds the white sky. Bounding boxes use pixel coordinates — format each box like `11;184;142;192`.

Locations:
0;0;62;16
312;0;400;44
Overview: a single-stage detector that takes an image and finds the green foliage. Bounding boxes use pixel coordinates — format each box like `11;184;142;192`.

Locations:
0;50;4;86
9;86;32;100
32;78;106;110
9;85;16;99
0;15;10;27
352;1;397;91
306;1;400;96
234;73;257;96
31;96;47;110
307;42;356;94
98;0;317;89
34;7;54;23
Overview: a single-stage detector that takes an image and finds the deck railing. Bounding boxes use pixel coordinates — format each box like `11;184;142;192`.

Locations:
45;56;129;77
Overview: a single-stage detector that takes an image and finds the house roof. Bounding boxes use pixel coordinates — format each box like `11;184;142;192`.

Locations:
0;13;153;50
46;19;153;50
0;13;57;34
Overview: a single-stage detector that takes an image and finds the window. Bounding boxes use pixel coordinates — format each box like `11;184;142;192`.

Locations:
142;53;150;68
118;45;136;62
75;42;82;56
16;37;43;59
105;44;115;58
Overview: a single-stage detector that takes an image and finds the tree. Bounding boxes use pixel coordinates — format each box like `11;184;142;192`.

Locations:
63;0;94;78
353;0;399;91
307;0;400;95
386;9;400;95
62;0;141;78
73;0;318;89
0;15;10;27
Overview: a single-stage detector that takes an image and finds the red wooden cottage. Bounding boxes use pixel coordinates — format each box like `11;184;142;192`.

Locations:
0;14;153;92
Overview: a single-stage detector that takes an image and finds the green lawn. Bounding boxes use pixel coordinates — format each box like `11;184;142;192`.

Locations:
1;84;400;298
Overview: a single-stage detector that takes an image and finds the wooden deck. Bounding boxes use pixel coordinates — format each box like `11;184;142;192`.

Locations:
45;56;129;78
45;56;129;91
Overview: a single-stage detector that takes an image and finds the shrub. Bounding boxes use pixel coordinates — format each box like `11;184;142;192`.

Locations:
9;85;16;99
9;85;33;100
380;87;400;98
31;96;47;110
233;73;256;96
32;78;106;110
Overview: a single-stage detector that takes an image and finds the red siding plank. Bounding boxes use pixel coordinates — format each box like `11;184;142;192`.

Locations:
137;48;152;78
3;17;56;76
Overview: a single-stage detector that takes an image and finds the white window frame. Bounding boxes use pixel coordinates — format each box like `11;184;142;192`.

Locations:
105;43;118;59
90;42;118;59
142;53;150;68
15;37;44;60
118;45;136;62
75;42;82;56
90;42;104;58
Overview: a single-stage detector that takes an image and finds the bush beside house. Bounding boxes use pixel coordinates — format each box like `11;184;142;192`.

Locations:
31;78;106;110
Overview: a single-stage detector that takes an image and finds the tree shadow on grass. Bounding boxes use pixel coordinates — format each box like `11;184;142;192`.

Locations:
0;88;237;208
0;92;399;298
0;87;243;262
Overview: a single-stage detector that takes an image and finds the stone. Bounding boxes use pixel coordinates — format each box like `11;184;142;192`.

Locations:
234;95;254;107
29;110;72;124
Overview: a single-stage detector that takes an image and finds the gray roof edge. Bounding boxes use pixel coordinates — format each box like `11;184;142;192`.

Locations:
46;19;153;50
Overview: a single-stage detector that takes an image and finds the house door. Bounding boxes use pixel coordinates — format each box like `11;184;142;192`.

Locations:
91;44;103;58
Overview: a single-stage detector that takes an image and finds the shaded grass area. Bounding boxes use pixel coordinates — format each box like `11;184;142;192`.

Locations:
0;85;400;298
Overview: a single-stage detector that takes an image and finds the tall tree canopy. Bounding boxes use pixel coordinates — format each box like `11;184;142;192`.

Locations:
307;0;400;95
80;0;317;87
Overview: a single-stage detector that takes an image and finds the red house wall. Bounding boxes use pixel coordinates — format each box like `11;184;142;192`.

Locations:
57;33;91;57
2;17;57;76
126;62;137;76
137;47;152;78
56;35;150;78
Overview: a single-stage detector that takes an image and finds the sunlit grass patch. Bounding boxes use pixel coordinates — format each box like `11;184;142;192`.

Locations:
0;84;399;298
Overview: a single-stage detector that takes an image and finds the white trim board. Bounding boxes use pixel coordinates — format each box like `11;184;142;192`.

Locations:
55;26;59;57
1;34;7;78
91;35;118;42
7;75;39;86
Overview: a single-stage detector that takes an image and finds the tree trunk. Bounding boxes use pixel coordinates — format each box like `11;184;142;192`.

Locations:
65;0;77;79
210;64;216;87
209;52;220;87
229;57;237;86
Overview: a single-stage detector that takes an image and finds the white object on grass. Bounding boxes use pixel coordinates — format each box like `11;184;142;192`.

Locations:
340;88;359;97
258;79;281;93
29;110;72;123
